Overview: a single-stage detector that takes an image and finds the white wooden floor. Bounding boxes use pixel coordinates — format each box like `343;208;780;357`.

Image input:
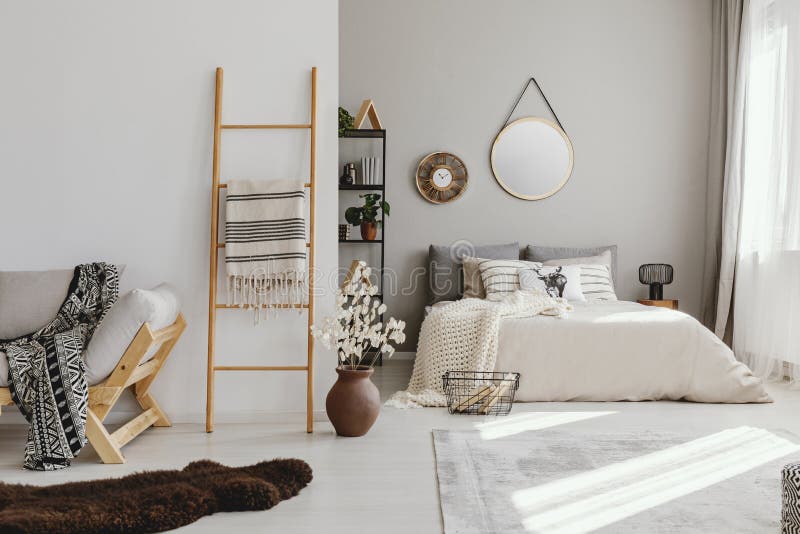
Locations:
1;360;799;533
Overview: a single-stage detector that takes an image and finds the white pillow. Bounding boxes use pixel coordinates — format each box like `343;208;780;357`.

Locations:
82;283;180;385
543;252;618;301
576;264;618;301
519;265;586;301
476;258;543;301
543;249;612;271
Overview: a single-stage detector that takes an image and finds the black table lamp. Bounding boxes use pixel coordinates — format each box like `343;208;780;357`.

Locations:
639;264;673;300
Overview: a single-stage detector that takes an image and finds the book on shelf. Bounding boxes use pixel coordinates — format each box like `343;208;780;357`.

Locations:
354;156;382;186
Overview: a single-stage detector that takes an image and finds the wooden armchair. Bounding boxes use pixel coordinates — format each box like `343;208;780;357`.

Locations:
0;313;186;464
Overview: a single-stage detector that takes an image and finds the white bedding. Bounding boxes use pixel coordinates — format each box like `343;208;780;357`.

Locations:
494;300;770;403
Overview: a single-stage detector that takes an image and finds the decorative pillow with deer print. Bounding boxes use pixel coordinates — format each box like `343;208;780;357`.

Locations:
518;265;586;302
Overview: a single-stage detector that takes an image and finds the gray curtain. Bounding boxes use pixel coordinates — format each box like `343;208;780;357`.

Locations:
700;0;744;335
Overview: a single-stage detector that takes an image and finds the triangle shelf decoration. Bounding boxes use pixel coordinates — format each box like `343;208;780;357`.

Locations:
341;259;374;295
354;99;384;129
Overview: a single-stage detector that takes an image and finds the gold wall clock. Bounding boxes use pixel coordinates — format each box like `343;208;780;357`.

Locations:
415;152;468;204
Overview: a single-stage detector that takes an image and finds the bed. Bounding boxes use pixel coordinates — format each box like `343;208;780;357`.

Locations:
494;300;770;403
405;243;771;405
418;299;770;404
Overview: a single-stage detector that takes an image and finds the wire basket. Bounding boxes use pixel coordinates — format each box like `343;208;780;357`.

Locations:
442;371;520;416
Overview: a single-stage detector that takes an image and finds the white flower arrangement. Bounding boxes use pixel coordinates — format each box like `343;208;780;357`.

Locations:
311;261;406;369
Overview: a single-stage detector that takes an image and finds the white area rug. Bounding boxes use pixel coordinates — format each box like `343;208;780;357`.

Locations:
433;423;799;533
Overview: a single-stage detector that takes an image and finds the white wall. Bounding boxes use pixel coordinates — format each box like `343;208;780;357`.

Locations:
0;1;339;423
340;0;712;349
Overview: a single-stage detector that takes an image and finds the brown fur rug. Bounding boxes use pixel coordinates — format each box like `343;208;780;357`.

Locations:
0;458;312;533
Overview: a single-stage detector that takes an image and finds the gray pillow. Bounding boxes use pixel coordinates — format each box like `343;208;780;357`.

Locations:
428;242;519;304
0;269;74;340
525;245;618;284
0;265;126;340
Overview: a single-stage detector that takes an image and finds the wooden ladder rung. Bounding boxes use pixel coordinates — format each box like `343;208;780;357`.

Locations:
218;182;311;189
214;365;308;371
216;303;309;309
221;124;311;130
217;242;311;248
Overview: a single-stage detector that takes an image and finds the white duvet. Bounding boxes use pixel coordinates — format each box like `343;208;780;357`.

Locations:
495;300;771;403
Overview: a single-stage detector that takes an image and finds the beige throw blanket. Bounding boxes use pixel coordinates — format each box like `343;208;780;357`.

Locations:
225;179;307;318
387;290;571;408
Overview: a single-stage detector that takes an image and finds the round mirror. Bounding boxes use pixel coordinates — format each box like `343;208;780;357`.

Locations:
490;117;574;200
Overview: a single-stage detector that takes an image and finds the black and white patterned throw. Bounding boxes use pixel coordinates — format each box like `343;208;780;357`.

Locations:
0;263;119;470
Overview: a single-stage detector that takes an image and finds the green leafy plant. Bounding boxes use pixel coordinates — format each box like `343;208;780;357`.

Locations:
338;107;354;137
345;194;390;227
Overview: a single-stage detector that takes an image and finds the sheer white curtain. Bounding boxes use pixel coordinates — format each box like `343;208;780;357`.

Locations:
732;0;800;383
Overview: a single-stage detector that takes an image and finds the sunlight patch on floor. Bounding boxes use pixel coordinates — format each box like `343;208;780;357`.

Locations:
512;426;798;533
474;412;616;440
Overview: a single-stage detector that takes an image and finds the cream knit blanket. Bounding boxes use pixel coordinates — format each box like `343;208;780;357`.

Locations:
387;290;571;408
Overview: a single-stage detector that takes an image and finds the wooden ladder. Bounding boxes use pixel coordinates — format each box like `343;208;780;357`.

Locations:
206;67;317;433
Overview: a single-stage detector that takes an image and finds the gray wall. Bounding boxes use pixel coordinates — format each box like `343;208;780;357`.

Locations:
340;0;712;350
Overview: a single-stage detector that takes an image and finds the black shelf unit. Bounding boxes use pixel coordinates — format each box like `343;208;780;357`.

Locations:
339;184;385;191
343;128;385;139
339;128;387;365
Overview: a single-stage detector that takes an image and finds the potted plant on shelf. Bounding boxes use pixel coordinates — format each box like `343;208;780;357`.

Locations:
338;106;354;137
345;193;390;241
311;261;406;437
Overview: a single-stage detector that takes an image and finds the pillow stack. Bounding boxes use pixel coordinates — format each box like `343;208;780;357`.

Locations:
427;242;619;304
518;265;585;301
541;249;617;302
525;244;618;284
428;242;519;304
469;258;542;301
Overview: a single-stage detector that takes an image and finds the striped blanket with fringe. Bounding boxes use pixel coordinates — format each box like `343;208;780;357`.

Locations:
225;179;307;320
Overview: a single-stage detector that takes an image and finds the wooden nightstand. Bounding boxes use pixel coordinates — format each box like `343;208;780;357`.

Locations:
637;299;678;310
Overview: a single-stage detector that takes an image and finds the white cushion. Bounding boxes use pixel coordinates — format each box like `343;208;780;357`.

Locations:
526;244;618;284
476;258;543;301
576;264;618;301
543;252;618;301
542;249;613;270
519;265;586;301
82;283;180;385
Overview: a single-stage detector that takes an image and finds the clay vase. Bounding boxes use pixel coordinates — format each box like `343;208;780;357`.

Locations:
326;366;380;437
360;221;378;241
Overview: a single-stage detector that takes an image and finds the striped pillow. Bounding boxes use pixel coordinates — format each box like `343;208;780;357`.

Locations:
475;258;542;301
579;264;617;301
